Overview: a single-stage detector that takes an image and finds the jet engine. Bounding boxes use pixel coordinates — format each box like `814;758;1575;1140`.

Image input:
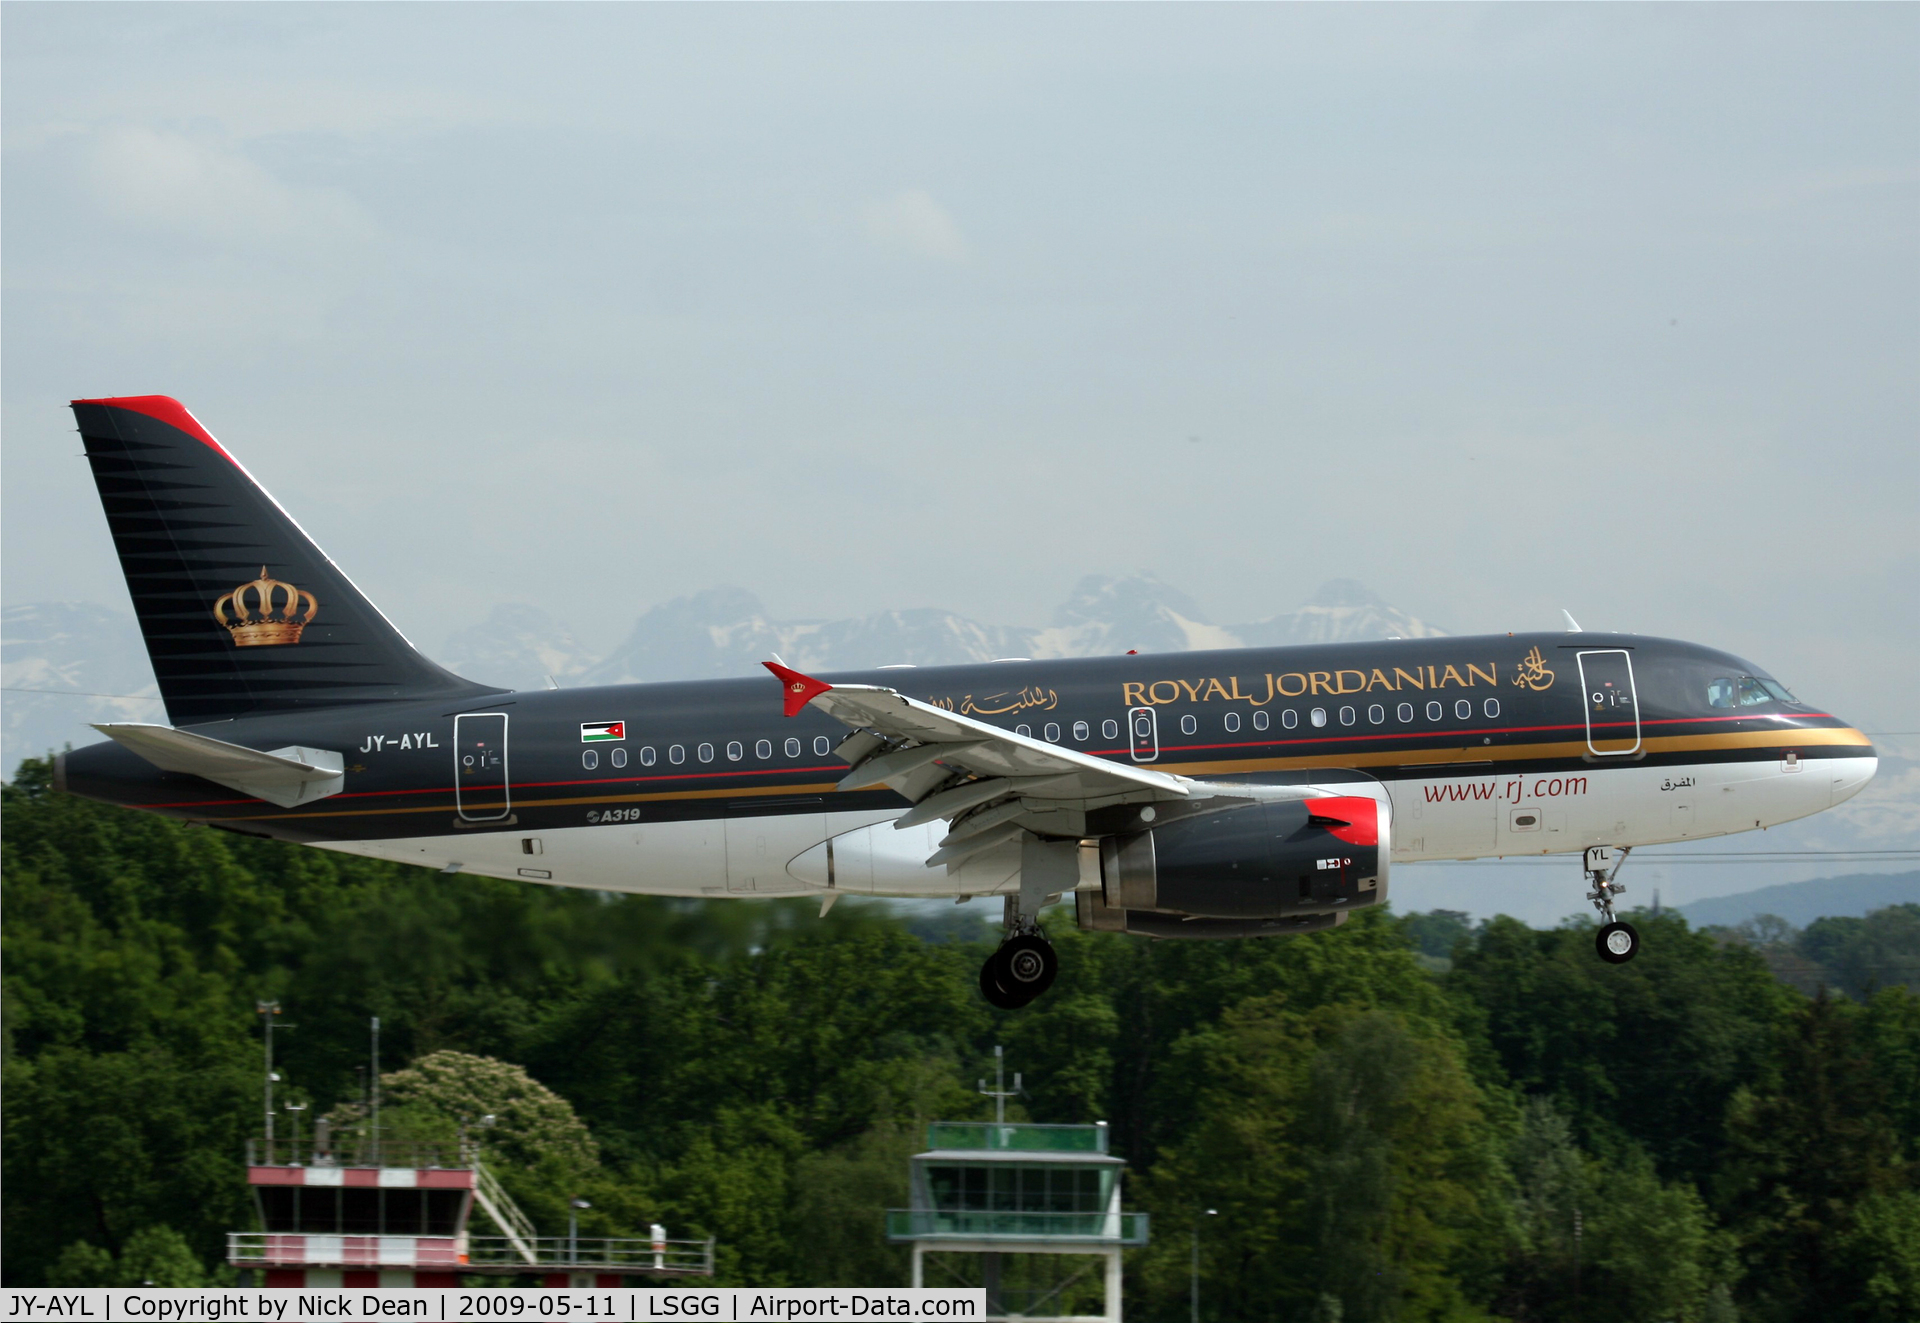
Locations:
1077;794;1388;939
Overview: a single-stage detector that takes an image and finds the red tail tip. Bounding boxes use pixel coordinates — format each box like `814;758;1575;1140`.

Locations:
762;661;832;718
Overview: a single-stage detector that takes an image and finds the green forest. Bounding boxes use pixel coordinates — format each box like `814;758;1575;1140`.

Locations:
5;755;1918;1321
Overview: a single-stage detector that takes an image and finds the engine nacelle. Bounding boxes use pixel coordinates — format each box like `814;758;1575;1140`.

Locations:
1078;794;1388;939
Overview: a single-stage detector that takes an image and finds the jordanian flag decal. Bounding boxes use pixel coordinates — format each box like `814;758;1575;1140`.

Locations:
580;721;625;743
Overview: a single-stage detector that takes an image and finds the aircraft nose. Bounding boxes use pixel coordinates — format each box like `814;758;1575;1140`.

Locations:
1830;729;1878;807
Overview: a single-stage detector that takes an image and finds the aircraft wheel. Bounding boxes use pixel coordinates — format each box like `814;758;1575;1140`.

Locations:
979;949;1029;1010
998;934;1058;1001
1596;920;1640;965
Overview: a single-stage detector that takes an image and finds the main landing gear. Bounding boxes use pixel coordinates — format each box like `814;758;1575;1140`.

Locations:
1585;845;1640;964
979;836;1073;1010
980;897;1060;1011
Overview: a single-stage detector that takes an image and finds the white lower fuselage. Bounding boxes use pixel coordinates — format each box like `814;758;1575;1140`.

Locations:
323;754;1880;903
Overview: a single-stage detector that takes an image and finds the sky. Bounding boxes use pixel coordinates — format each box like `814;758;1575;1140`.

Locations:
5;4;1918;736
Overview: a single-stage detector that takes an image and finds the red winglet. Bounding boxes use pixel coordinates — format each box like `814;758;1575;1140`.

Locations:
763;661;833;718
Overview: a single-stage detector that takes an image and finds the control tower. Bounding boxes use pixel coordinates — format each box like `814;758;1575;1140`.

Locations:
886;1051;1148;1322
229;1132;715;1288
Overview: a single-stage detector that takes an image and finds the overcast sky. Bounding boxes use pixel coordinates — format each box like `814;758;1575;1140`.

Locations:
5;3;1916;730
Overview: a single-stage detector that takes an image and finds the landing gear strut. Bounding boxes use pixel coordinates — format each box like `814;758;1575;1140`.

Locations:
1585;845;1640;964
979;842;1071;1009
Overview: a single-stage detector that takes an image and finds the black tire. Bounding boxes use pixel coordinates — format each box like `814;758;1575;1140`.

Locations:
1596;920;1640;964
998;934;1058;1000
979;949;1030;1010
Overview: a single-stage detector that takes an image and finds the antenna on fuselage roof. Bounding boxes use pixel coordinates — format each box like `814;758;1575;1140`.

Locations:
1562;610;1583;632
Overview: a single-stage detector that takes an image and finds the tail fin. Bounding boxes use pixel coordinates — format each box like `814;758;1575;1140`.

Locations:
70;396;503;726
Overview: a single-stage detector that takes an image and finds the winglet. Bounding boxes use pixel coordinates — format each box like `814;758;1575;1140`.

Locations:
763;660;832;717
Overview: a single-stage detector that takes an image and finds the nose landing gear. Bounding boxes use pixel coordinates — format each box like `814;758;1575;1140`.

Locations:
1585;845;1640;964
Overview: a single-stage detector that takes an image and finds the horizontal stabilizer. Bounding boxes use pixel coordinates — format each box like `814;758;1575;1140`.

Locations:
91;723;344;808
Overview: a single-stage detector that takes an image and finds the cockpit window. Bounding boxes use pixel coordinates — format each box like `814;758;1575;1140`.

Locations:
1738;676;1796;706
1713;675;1796;708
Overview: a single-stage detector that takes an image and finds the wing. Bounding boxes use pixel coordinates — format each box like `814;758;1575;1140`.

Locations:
763;661;1302;870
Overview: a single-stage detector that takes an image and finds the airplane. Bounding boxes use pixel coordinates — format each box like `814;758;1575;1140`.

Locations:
53;396;1879;1008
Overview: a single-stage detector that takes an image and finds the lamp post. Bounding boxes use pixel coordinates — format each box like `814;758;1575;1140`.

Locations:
569;1197;592;1267
256;1001;281;1152
1190;1208;1217;1323
284;1102;308;1166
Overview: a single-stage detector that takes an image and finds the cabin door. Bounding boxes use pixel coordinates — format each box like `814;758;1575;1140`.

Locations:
454;712;512;821
1577;651;1641;756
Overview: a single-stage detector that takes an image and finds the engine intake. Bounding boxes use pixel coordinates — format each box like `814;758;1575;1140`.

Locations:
1080;794;1388;939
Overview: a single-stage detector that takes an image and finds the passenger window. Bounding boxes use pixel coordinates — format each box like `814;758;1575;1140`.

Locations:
640;746;656;766
1455;700;1471;720
1310;708;1327;728
1339;706;1356;726
786;737;802;757
582;748;599;770
756;739;772;759
1427;702;1443;721
1102;719;1119;739
1224;711;1241;733
1253;710;1269;731
1176;714;1194;735
726;741;743;761
1015;724;1031;738
1368;704;1384;725
669;744;686;764
611;747;628;769
1073;721;1090;741
813;736;831;756
698;743;715;763
1397;703;1413;723
1283;709;1299;729
1044;723;1060;742
1707;677;1737;709
1484;698;1500;718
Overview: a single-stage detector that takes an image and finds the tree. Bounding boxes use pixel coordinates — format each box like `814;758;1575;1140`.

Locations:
1719;991;1909;1321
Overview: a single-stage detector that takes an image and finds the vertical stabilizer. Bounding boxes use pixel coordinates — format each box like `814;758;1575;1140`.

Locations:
70;396;502;726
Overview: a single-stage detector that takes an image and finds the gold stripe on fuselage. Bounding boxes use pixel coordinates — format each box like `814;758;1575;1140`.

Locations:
190;726;1873;825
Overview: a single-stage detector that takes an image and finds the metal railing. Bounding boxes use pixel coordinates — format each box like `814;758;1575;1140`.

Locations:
247;1137;467;1169
886;1209;1149;1245
228;1234;463;1268
464;1236;716;1276
924;1123;1110;1155
227;1233;716;1276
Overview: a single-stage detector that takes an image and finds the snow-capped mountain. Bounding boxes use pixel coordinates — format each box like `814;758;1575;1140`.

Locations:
1;576;1443;771
446;573;1448;691
2;602;165;771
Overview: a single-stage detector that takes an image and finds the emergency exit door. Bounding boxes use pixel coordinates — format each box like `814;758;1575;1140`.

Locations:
1577;651;1640;756
455;712;512;821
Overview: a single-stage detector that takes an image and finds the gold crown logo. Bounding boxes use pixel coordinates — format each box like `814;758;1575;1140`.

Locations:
214;567;318;647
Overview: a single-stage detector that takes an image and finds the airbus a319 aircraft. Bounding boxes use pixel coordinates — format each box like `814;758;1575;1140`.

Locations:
57;397;1879;1008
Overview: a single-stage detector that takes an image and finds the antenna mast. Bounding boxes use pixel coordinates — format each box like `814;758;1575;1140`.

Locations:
977;1045;1022;1125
